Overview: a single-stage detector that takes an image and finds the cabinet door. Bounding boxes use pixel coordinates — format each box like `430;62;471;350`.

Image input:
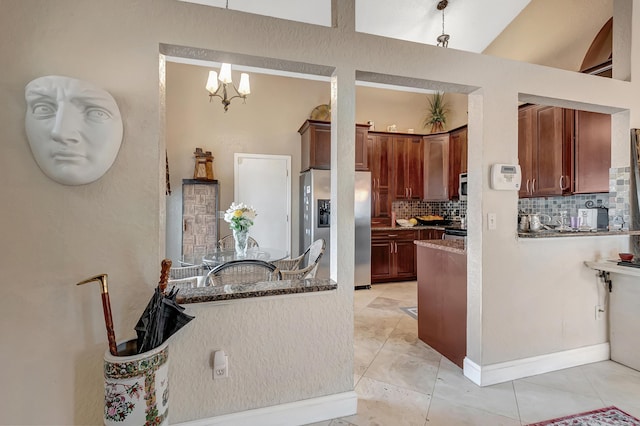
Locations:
392;136;423;200
406;136;424;199
518;106;536;197
534;106;565;196
371;237;393;282
394;237;418;279
392;137;410;199
424;134;449;200
574;110;611;193
448;127;467;200
355;125;369;171
369;134;392;220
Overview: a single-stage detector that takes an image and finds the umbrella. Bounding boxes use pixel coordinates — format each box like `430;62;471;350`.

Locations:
134;259;195;354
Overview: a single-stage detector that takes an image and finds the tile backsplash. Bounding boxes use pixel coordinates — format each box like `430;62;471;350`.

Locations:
393;200;467;220
391;166;631;230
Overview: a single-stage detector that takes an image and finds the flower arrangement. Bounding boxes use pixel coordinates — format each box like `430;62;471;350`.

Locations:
224;202;257;232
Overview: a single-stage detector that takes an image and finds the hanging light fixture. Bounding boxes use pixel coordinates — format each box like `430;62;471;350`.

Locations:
205;63;251;112
436;0;450;48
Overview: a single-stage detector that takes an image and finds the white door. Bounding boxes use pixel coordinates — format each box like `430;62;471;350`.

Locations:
234;153;291;255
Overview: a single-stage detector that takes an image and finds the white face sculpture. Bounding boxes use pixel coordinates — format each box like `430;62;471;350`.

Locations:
25;75;123;185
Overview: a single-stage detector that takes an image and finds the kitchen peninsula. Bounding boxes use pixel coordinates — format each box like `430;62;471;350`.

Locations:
415;238;466;367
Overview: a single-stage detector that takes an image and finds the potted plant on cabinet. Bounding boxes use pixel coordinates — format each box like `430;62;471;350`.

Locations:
424;92;448;133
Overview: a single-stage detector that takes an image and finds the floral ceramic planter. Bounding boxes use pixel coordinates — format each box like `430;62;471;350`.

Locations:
103;340;169;426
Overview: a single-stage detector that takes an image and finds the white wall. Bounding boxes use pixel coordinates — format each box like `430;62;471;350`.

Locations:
1;0;639;424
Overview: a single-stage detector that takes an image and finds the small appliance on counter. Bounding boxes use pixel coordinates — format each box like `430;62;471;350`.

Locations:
585;200;609;230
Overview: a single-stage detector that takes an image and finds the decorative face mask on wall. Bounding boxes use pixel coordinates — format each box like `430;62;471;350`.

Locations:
24;75;123;185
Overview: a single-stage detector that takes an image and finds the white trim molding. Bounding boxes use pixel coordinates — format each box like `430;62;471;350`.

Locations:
463;343;610;386
174;391;358;426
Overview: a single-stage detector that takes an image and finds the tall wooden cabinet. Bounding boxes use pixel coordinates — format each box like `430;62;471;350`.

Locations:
392;135;424;200
368;133;392;226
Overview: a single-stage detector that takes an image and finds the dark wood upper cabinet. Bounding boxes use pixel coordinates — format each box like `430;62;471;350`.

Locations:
518;104;610;197
518;105;567;197
368;133;392;224
448;127;468;200
423;133;450;201
392;135;424;200
298;120;369;171
574;110;611;193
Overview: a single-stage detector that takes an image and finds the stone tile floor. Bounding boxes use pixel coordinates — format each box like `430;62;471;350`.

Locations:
310;281;640;426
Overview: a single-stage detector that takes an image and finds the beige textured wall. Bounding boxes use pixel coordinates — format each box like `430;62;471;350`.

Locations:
1;0;639;424
484;0;613;71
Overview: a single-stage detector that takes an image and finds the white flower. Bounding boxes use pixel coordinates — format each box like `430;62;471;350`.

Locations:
223;202;258;231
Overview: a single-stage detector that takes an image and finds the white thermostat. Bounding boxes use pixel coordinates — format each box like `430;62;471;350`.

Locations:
490;164;521;190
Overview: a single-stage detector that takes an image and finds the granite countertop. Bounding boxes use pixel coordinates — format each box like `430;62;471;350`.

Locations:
415;239;466;254
176;278;337;304
518;229;640;238
373;223;464;231
373;225;444;231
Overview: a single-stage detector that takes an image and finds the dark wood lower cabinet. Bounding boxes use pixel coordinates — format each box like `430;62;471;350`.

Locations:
417;244;467;368
371;229;418;283
371;228;445;283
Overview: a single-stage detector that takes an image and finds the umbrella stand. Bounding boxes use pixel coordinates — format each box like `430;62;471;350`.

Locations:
76;274;118;356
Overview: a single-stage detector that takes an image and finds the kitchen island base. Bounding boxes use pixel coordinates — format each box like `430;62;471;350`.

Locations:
416;240;467;368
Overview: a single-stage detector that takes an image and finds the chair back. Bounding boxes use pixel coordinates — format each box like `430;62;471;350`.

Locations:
205;259;281;286
281;239;325;280
169;264;206;287
168;276;200;290
303;239;325;278
218;234;259;250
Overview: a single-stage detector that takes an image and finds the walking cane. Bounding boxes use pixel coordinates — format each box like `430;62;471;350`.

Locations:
76;274;118;356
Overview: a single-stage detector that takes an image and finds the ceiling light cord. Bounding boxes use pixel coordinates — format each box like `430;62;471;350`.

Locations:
436;0;450;48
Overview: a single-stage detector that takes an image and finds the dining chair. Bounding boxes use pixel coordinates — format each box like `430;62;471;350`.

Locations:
170;264;206;287
279;238;325;280
168;276;200;290
218;234;260;250
204;259;281;286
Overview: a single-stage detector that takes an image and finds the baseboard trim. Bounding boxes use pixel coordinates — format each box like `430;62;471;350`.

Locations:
174;391;358;426
463;343;610;386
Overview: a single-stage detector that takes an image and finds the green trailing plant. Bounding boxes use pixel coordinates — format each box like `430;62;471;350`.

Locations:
424;92;448;133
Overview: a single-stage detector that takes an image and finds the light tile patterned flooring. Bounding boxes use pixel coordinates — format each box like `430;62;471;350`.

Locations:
310;281;640;426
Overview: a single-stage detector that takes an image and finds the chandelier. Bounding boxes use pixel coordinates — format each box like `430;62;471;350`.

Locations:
205;63;251;112
436;0;450;48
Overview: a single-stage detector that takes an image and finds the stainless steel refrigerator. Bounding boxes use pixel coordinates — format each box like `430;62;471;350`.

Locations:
300;169;371;289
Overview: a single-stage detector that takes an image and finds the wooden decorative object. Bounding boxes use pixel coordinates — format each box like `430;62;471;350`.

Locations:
193;147;215;180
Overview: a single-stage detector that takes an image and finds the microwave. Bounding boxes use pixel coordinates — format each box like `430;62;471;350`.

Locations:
459;173;468;201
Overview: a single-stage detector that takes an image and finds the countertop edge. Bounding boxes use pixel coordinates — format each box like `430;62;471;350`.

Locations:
519;229;640;238
176;278;337;304
415;239;466;254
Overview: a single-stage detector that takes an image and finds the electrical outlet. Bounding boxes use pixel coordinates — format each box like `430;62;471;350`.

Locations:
213;350;229;379
595;305;605;320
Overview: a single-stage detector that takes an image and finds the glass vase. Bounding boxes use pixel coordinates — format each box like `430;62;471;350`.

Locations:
233;229;249;257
